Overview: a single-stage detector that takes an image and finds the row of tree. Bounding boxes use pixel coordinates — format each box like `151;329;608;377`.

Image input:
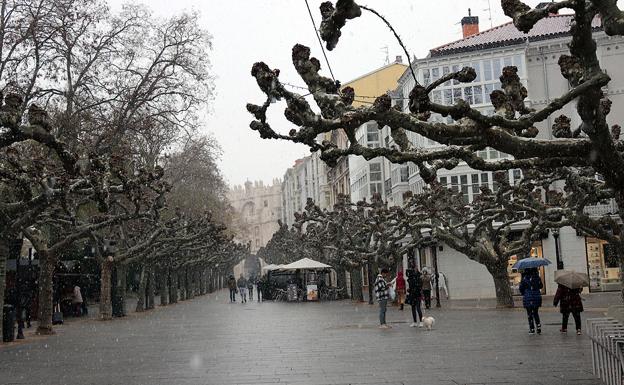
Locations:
260;166;618;307
0;0;242;339
249;0;624;305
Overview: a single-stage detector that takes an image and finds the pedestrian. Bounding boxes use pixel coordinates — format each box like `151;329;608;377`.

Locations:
422;269;432;309
553;284;584;335
519;268;543;335
237;275;248;303
72;285;83;317
406;258;423;328
227;275;237;303
374;268;391;329
257;276;264;302
395;270;406;310
247;277;254;300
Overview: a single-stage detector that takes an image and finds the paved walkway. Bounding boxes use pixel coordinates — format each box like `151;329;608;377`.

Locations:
0;291;606;385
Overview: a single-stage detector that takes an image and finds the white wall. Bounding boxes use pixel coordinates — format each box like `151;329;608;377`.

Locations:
436;246;496;300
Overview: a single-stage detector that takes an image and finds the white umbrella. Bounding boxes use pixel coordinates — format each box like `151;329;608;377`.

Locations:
554;270;590;289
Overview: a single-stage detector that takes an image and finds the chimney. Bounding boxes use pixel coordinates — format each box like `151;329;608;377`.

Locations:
395;55;403;64
461;8;479;38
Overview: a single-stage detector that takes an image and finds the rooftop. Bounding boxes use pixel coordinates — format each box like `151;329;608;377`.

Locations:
430;14;603;57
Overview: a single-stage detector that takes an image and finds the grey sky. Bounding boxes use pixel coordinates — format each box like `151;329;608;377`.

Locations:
107;0;549;187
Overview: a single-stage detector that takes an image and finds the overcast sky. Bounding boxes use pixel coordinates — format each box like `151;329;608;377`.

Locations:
107;0;549;187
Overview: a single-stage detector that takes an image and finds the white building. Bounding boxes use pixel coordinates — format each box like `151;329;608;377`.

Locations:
392;8;624;299
281;152;330;226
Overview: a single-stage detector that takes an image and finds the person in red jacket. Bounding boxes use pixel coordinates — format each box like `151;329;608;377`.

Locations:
395;270;406;310
553;284;584;335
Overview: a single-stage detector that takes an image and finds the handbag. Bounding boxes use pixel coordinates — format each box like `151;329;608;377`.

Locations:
52;304;64;325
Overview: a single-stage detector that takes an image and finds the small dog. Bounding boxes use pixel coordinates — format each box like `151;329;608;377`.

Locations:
422;316;435;330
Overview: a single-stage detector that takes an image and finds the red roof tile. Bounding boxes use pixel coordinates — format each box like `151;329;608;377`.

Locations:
430;15;602;57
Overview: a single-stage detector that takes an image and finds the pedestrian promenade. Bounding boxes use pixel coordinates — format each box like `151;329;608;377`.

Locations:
0;290;607;385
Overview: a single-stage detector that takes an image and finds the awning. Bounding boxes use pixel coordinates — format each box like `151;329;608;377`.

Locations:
262;264;285;271
280;258;332;270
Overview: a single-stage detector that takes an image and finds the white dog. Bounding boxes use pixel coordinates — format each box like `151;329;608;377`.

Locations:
422;316;435;330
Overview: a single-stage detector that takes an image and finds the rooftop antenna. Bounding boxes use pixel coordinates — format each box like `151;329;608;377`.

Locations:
381;45;389;65
483;0;494;28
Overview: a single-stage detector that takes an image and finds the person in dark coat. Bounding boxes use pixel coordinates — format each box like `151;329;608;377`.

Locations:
519;268;543;334
406;258;423;328
553;284;584;335
227;275;237;303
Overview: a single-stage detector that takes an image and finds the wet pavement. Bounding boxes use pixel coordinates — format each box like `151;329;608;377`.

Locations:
0;291;606;385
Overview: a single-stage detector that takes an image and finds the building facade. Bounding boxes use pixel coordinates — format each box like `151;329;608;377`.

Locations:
228;180;282;254
281;153;330;226
344;58;408;204
390;9;624;299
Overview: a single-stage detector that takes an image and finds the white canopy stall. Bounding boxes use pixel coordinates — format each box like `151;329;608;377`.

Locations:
279;258;332;301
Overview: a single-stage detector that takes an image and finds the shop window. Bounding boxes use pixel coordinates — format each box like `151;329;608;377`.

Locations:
587;237;622;292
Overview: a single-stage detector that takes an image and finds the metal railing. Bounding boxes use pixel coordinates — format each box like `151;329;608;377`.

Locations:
588;305;624;385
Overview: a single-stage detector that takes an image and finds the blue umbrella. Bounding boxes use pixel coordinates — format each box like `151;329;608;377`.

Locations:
513;257;552;270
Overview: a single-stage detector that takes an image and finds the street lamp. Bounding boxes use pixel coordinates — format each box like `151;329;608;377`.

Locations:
551;228;564;270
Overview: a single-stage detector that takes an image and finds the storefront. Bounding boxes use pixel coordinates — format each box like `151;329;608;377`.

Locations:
586;237;621;292
507;240;546;295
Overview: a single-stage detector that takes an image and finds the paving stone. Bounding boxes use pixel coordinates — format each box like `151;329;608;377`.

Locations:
0;291;606;385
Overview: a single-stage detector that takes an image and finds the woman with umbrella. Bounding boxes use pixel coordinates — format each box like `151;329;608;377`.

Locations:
519;268;543;335
515;257;551;335
553;270;588;335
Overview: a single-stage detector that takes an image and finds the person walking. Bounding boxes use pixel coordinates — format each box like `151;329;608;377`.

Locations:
374;268;391;329
519;268;543;335
395;270;406;310
406;258;423;328
247;277;254;300
227;275;237;303
422;270;432;310
237;275;248;303
553;284;584;335
72;285;83;317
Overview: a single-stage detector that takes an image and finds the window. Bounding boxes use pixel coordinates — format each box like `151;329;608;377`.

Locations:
444;89;452;104
473;85;483;104
370;163;382;196
484;83;494;103
400;166;409;182
366;123;380;148
472;62;481;82
493;58;502;79
423;69;431;86
443;66;450;86
484;59;493;81
452;65;460;85
460;175;469;203
431;67;440;81
464;86;474;105
513;55;524;77
432;90;442;104
450;175;459;193
453;88;462;103
439;176;448;187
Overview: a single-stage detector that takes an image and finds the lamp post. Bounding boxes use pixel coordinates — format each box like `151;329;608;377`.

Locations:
431;237;441;308
552;228;564;270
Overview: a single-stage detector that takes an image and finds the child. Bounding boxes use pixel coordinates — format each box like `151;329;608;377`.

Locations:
553;284;584;335
519;268;543;334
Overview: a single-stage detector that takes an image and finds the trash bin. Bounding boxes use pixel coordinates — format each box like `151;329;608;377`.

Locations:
3;304;16;342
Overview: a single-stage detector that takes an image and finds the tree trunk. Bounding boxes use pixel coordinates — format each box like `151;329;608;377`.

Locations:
0;236;11;340
179;269;186;300
350;267;364;302
100;259;113;320
135;265;146;312
169;269;178;304
159;267;169;306
336;266;347;299
116;264;127;317
487;262;515;308
199;269;206;295
147;265;155;310
36;249;55;335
